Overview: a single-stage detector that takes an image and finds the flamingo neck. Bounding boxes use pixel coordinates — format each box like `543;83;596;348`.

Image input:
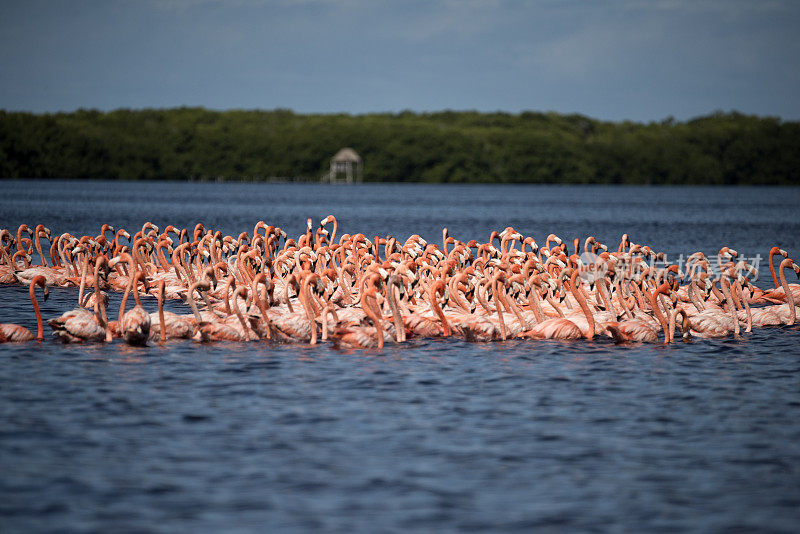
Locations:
233;291;255;342
387;280;406;342
687;281;705;313
769;249;780;289
779;262;796;325
493;280;508;341
187;284;205;323
132;279;143;308
668;308;690;342
614;280;635;320
362;290;384;348
158;282;166;343
30;282;43;340
35;233;47;267
719;279;740;335
571;273;595;340
526;284;545;325
119;277;131;324
648;290;669;342
428;284;451;337
300;280;318;345
735;282;752;332
598;279;615;315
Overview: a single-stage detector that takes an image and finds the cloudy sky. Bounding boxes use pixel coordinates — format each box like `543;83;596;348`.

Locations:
1;0;798;122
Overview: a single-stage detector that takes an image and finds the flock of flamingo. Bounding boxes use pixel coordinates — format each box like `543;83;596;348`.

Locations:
0;217;798;348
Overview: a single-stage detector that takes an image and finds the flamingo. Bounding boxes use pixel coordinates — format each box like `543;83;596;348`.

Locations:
117;271;151;346
602;284;672;343
0;275;48;342
518;270;596;340
6;217;800;350
149;279;193;342
402;278;453;338
748;258;800;327
760;250;800;305
189;280;255;342
245;272;277;341
674;307;693;341
49;258;111;343
332;277;388;349
110;252;151;345
194;286;258;342
264;273;318;343
686;277;740;338
320;215;338;248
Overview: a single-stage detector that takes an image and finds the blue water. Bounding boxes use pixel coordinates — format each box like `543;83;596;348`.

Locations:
1;180;800;532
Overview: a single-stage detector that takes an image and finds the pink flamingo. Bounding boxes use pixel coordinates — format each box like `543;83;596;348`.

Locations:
195;287;258;342
0;275;48;342
117;271;151;346
190;281;256;342
402;279;456;338
265;272;319;343
518;270;596;340
760;250;800;305
49;259;111;343
109;253;150;341
687;277;741;338
603;284;672;343
332;277;387;349
149;279;193;342
668;307;692;342
749;258;800;327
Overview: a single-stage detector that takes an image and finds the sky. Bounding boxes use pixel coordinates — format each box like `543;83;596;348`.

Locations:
1;0;799;123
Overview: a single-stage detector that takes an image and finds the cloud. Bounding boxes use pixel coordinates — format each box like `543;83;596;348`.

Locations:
511;0;800;83
147;0;379;10
624;0;794;13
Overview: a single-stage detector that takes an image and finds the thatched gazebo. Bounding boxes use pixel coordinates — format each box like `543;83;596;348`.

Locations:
323;147;362;183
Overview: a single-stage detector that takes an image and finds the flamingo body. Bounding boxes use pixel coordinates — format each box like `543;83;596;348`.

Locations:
49;308;106;343
193;321;247;342
688;310;737;338
149;311;193;340
0;323;34;342
122;306;151;346
604;321;658;343
519;317;582;340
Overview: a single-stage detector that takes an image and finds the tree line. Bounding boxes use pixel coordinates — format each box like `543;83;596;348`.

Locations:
1;107;798;184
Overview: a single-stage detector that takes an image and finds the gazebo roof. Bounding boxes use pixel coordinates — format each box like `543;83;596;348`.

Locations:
331;147;361;163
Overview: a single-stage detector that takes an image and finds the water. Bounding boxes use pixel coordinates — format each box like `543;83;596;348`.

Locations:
2;180;800;532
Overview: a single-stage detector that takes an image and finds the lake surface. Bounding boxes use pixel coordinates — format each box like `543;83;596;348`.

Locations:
2;180;800;533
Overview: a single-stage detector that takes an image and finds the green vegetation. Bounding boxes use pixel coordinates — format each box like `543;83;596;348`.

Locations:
1;107;798;184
